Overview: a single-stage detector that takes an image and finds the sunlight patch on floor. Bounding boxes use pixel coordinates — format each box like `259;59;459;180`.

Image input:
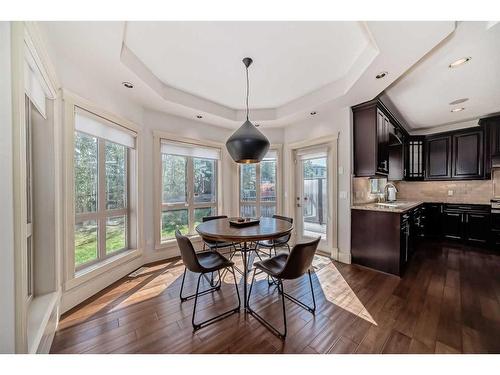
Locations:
316;263;377;325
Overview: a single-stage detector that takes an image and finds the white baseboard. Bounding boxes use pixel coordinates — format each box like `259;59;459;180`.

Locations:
338;251;352;264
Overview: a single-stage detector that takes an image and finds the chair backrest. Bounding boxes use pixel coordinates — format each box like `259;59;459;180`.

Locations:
175;230;202;273
202;215;228;222
272;214;293;244
279;237;320;280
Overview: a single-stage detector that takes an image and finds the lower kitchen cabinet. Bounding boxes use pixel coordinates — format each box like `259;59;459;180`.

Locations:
442;210;464;240
424;203;443;237
441;204;491;245
351;209;410;276
465;212;491;245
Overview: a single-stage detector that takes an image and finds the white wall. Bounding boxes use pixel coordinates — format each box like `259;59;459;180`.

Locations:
0;21;16;353
284;105;352;261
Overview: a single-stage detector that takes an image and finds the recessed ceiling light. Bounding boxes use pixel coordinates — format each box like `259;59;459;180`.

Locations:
122;81;134;89
196;115;203;119
451;107;465;113
449;57;471;68
449;98;469;105
375;71;388;79
310;111;317;116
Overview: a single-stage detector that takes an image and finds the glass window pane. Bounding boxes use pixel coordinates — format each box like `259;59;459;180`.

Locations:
260;160;276;203
105;141;127;210
75;220;98;266
240;164;256;202
162;154;187;204
240;204;256;218
194;207;216;228
74;132;98;213
161;209;188;240
260;205;276;218
106;216;126;254
194;158;216;203
303;157;327;240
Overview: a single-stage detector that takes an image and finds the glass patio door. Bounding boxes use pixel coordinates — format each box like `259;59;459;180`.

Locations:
296;147;328;244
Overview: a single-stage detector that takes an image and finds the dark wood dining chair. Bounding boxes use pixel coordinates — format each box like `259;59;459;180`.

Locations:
247;236;320;339
257;214;293;257
175;230;240;331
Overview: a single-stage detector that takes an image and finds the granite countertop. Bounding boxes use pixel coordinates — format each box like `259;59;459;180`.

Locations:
352;199;491;213
351;200;424;213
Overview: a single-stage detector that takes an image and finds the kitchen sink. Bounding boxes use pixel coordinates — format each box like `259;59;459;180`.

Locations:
376;202;406;208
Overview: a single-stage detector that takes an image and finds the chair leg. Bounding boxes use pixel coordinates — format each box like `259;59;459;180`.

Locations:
191;268;241;332
247;269;287;339
180;267;221;302
281;270;316;314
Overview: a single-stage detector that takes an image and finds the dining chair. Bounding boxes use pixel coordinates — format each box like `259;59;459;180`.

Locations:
257;214;293;257
201;215;241;283
247;236;320;339
175;230;241;331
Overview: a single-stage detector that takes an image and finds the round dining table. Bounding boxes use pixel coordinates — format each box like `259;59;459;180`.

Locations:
195;216;293;310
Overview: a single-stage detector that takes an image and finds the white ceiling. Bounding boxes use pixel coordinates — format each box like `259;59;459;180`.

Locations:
125;22;369;109
385;21;500;131
37;21;457;129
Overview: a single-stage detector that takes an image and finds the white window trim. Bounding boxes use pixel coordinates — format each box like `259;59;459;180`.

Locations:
62;90;143;290
153;131;224;250
237;145;283;218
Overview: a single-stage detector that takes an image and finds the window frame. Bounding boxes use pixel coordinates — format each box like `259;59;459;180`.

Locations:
73;134;130;271
63;91;143;285
154;132;223;249
238;146;282;218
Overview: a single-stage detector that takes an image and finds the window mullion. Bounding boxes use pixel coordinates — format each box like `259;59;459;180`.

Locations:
256;163;261;217
98;139;106;260
187;156;194;234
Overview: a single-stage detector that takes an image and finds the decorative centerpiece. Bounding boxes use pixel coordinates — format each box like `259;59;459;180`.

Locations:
228;217;260;227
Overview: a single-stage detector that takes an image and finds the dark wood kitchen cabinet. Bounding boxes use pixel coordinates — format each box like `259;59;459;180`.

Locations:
442;210;463;240
352;100;390;176
424;203;443;238
479;115;500;178
352;209;409;276
452;129;484;179
425;135;452;180
441;204;490;245
352;99;408;177
465;212;491;245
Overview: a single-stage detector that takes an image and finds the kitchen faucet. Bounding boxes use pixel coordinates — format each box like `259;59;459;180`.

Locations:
384;182;398;202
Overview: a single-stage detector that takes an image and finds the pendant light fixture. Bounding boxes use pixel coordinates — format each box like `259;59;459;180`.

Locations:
226;57;270;163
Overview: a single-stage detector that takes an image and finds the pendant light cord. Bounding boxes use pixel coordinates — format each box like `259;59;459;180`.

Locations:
246;66;249;121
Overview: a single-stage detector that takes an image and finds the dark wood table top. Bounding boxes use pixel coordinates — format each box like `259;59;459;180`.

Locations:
195;217;293;242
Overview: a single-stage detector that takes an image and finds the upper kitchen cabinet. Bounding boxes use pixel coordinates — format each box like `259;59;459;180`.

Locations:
405;136;425;180
425;128;485;180
352;99;406;178
452;129;484;179
425;134;452;180
479;115;500;178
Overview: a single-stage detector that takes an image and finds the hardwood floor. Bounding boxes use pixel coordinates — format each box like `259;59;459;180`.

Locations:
50;240;500;354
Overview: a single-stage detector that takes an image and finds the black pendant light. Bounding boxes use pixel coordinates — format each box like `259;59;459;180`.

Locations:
226;57;270;163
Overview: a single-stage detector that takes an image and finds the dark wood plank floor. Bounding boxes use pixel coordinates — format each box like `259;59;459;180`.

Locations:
50;240;500;354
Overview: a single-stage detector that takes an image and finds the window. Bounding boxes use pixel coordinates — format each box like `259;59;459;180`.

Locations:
239;150;278;218
160;141;220;241
73;109;136;270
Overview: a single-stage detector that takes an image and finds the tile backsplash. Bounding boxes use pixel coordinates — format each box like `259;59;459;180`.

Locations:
395;180;492;204
352;177;493;205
